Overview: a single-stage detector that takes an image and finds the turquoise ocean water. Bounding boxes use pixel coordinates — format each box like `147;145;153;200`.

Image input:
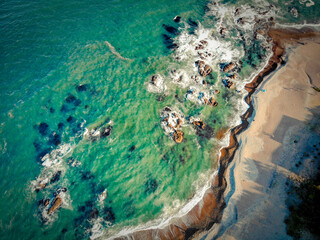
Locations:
0;0;319;239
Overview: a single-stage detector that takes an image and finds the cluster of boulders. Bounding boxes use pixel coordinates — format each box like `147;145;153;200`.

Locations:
86;125;113;141
39;188;67;216
160;107;184;143
196;60;212;77
223;62;236;72
147;75;166;93
190;118;206;129
195;40;208;50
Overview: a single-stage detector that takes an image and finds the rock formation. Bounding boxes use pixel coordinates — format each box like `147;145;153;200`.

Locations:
223;62;236;72
47;196;62;214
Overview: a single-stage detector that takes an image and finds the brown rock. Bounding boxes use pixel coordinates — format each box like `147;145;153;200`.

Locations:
223;62;235;72
196;60;205;68
220;27;227;35
257;29;265;35
150;75;157;85
44;199;50;207
200;40;208;46
173;130;184;143
209;97;218;106
227;80;234;88
193;120;205;129
47;196;62;214
199;65;212;77
229;74;237;79
215;89;220;94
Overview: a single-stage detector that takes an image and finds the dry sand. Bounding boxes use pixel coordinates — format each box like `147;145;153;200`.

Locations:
202;41;320;239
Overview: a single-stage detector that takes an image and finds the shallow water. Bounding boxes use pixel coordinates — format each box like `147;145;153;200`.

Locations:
0;0;319;239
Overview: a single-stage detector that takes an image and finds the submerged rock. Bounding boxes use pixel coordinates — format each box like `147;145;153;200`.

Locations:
220;27;227;35
50;171;62;184
38;122;49;136
76;84;89;92
163;24;179;35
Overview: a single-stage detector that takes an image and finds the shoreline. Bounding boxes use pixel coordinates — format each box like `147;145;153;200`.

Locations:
112;28;320;240
202;33;320;238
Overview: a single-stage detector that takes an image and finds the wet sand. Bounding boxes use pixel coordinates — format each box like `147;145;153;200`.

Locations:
113;28;320;240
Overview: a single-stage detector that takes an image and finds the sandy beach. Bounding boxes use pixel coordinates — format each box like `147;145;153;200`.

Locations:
203;40;320;239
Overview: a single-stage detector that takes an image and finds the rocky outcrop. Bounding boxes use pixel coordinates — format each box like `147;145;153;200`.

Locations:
161;107;185;143
196;61;212;77
223;62;236;72
48;196;62;214
173;130;184;143
223;79;234;88
193;120;205;129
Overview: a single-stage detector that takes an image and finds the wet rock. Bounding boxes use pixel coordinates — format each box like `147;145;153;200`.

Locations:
50;171;62;184
208;97;218;106
222;79;234;88
150;75;158;86
37;148;51;162
173;130;184;143
199;65;212;77
49;107;55;113
76;84;88;92
290;7;299;18
54;187;67;196
38;122;49;136
173;16;181;23
44;199;50;207
235;7;241;16
223;62;236;72
101;125;112;138
193;120;205;129
237;17;245;25
47;196;62;214
220;27;227;35
229;74;237;79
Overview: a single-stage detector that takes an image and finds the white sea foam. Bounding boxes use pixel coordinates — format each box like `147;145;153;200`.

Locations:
41;143;72;167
